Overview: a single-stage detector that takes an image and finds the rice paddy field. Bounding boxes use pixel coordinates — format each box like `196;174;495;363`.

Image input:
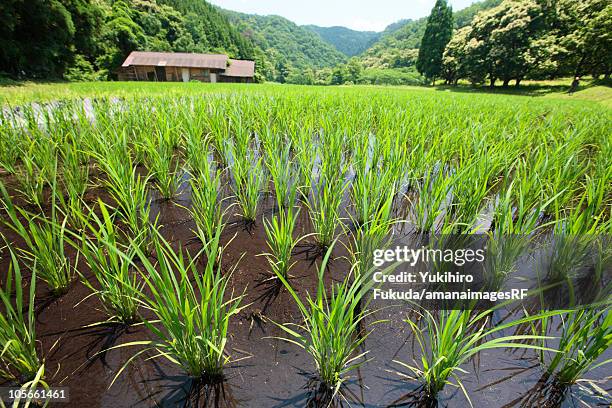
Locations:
0;84;610;407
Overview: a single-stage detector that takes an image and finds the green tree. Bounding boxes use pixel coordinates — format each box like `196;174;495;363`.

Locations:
275;59;293;83
0;0;75;77
416;0;454;84
441;26;470;84
555;0;612;78
330;64;347;85
487;1;545;87
346;59;363;83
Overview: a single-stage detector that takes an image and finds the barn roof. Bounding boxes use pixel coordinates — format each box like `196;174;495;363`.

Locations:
121;51;228;69
222;59;256;77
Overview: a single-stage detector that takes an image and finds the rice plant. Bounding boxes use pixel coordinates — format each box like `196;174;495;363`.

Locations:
485;179;561;289
306;172;346;250
294;128;317;201
411;164;454;234
350;136;396;227
75;201;143;324
188;157;225;245
15;139;56;209
349;191;396;281
183;118;211;177
111;231;246;384
0;249;43;383
0;110;23;174
530;307;611;388
261;206;300;280
0;182;76;295
272;244;377;399
396;308;560;406
350;154;396;228
483;234;529;291
231;151;264;224
265;141;298;211
59;139;89;228
95;144;156;253
443;157;496;233
143;129;182;200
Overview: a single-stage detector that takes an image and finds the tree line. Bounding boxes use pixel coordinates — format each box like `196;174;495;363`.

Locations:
418;0;611;87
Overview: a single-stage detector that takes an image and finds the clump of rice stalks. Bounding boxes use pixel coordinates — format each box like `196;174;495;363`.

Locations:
183;118;211;178
0;182;76;295
412;164;454;234
305;172;346;251
265;141;298;211
293;128;317;201
443;158;495;234
272;244;378;401
16;138;57;209
75;201;142;324
0;110;23;174
301;126;349;252
349;191;396;281
231;151;264;225
0;249;43;383
95;142;156;253
143;129;182;200
530;307;611;390
112;231;246;384
485;180;560;289
261;206;301;280
395;308;559;406
188;156;225;245
540;182;606;291
350;135;397;227
59;139;89;228
483;234;529;291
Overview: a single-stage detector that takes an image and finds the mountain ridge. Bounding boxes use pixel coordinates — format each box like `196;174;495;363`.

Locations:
303;25;380;57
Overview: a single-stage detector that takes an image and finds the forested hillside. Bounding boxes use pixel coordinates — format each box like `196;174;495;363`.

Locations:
1;0;609;87
0;0;257;80
304;26;379;57
360;0;502;69
222;11;347;82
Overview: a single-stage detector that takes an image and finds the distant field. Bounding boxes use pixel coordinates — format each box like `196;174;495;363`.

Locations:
1;79;610;108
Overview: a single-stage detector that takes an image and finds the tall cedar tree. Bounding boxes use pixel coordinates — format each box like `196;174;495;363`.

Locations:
416;0;454;84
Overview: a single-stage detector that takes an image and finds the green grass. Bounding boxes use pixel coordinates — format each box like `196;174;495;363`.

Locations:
1;80;610;108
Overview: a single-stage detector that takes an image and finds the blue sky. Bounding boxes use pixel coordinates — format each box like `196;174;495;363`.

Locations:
208;0;480;32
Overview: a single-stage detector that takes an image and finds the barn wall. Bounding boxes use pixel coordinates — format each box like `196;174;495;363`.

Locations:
117;65;253;82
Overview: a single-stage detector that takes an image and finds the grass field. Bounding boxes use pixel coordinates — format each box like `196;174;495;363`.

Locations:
0;82;610;406
1;77;611;107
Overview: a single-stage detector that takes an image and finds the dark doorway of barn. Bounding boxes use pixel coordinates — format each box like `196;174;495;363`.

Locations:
155;66;166;81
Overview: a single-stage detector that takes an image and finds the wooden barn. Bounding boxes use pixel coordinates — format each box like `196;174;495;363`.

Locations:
117;51;255;83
